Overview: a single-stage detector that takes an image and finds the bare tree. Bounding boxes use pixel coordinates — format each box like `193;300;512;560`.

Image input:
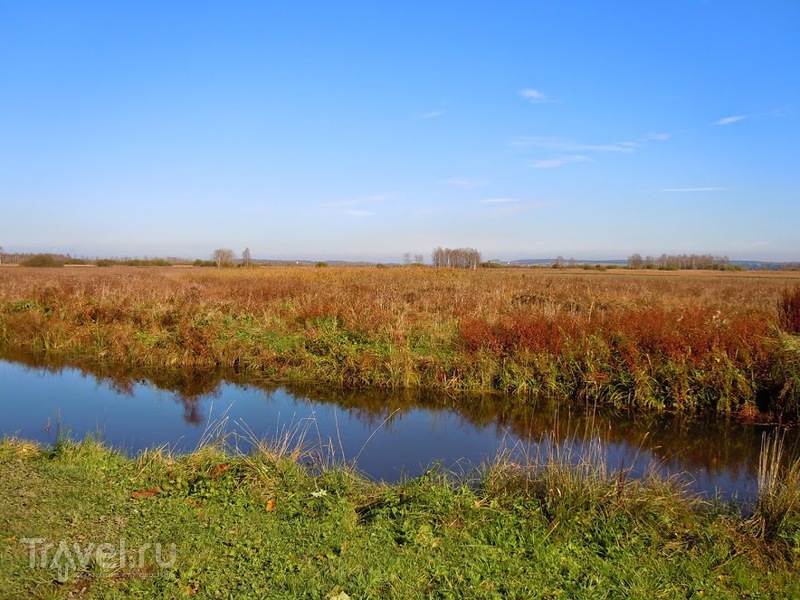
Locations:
242;247;252;268
432;247;447;267
0;246;3;266
414;254;424;265
432;247;481;269
212;248;235;268
403;252;412;265
627;253;644;269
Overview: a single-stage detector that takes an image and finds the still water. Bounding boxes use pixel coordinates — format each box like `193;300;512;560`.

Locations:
1;357;796;504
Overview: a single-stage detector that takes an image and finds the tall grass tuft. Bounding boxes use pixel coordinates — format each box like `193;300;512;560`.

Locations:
749;432;800;551
479;430;694;535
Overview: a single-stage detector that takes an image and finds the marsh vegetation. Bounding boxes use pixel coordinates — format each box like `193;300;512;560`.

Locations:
3;266;800;595
1;266;799;417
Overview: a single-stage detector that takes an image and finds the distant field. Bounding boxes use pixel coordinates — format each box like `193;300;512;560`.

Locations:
1;265;799;416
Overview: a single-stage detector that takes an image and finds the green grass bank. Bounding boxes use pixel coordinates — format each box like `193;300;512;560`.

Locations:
2;437;800;598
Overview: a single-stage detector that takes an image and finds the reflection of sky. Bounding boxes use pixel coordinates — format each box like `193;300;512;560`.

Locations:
0;361;508;479
0;360;787;503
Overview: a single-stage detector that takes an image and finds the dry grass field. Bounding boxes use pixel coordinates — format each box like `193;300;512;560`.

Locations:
1;265;799;416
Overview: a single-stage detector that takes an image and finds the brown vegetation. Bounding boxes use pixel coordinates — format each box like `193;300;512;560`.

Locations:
778;286;800;334
1;266;799;416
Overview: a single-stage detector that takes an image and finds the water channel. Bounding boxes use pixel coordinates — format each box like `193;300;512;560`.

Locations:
1;356;796;505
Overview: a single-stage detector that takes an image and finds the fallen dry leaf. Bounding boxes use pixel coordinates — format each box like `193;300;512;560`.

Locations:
209;463;229;478
266;499;276;512
183;581;199;596
131;488;161;500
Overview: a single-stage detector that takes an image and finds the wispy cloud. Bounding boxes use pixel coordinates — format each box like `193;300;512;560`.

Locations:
515;133;665;170
442;178;488;188
479;198;519;204
713;115;748;126
317;192;397;217
531;155;592;169
416;110;446;120
519;88;548;103
647;132;670;141
513;136;639;154
661;187;730;193
764;108;789;118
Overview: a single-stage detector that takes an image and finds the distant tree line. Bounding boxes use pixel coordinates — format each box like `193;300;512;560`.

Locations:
627;253;732;271
5;253;91;267
97;258;172;267
0;251;181;267
402;252;426;265
0;251;58;265
431;247;482;269
755;262;800;271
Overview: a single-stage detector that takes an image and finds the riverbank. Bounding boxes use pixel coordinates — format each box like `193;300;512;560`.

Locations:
1;266;799;417
1;436;799;598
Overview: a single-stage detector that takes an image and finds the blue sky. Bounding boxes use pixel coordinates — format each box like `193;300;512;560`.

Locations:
1;1;798;262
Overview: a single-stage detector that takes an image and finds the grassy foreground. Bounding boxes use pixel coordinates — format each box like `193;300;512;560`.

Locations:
2;437;800;598
1;266;800;417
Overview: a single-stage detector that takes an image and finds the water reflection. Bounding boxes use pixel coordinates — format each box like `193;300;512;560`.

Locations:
1;351;797;503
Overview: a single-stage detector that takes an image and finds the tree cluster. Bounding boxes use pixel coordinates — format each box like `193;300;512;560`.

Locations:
402;253;426;265
212;249;236;268
4;252;90;267
431;247;482;269
627;253;730;270
210;248;256;268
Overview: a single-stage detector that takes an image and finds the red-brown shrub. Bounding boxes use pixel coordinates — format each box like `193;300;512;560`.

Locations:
460;315;568;355
778;286;800;334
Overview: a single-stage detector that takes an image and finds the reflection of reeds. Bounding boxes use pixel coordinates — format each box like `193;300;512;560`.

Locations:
1;266;799;414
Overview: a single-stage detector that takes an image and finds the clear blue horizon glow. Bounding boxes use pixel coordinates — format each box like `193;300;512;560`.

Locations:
1;1;798;262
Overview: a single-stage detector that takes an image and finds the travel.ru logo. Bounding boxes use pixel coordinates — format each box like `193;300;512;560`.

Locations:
19;537;177;581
